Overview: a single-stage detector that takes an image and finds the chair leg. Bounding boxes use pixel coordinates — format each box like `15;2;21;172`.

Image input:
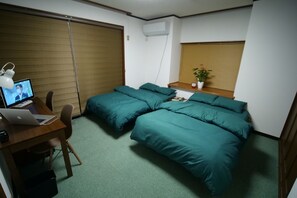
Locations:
67;142;82;165
48;148;53;169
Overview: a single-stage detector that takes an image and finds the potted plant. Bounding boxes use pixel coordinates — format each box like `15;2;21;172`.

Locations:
192;65;212;89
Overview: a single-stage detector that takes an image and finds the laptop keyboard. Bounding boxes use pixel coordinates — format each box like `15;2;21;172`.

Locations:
36;118;46;123
14;100;33;108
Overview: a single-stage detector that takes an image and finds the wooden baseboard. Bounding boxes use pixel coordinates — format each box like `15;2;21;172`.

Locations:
252;130;279;140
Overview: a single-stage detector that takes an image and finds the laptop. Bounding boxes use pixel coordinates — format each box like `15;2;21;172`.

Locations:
0;108;57;126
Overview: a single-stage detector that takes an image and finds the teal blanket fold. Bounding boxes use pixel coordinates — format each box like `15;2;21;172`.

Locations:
130;100;252;195
159;101;252;140
86;86;171;132
114;86;164;110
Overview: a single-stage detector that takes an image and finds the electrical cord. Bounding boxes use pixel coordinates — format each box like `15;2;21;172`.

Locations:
154;35;169;83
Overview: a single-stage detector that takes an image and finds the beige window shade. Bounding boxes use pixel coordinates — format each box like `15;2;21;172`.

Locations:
70;22;124;112
0;10;80;115
179;42;244;91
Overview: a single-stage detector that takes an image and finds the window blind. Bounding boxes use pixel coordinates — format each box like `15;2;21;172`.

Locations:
0;10;80;115
0;5;125;115
70;21;124;112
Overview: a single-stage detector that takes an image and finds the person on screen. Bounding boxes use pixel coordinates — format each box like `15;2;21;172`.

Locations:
15;84;28;102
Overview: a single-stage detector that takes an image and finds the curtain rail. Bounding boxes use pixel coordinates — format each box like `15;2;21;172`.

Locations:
0;2;123;30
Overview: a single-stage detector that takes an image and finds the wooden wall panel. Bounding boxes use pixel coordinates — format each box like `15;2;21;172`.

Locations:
279;92;297;198
179;42;244;91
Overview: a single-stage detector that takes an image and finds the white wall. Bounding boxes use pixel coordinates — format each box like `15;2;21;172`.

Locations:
140;7;251;95
144;33;170;86
169;17;182;83
125;17;147;88
143;17;181;87
173;7;251;99
181;7;251;42
234;0;297;137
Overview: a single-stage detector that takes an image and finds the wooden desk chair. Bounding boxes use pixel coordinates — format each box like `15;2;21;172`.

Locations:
46;91;54;112
48;104;82;167
30;104;82;168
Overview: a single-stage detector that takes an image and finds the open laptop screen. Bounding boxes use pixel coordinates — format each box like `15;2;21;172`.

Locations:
0;79;34;108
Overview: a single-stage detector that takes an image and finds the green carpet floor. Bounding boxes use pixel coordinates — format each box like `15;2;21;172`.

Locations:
48;115;278;198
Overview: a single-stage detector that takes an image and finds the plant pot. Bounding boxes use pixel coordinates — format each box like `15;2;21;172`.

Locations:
197;81;204;90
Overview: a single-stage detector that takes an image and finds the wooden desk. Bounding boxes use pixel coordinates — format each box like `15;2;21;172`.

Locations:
168;81;234;99
0;97;73;197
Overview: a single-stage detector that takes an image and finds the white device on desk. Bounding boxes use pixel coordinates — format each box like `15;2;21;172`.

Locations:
0;78;34;108
0;108;57;125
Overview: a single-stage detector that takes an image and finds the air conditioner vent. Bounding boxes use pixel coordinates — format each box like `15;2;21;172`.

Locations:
143;21;169;36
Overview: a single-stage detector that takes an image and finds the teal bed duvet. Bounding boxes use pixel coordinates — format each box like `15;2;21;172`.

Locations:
86;84;175;132
130;98;252;195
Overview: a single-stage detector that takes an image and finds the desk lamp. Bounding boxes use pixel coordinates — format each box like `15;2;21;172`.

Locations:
0;62;15;143
0;62;15;89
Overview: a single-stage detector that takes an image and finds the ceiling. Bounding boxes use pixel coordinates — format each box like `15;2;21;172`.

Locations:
85;0;253;20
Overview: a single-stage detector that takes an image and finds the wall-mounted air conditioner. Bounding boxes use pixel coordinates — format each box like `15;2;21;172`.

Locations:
143;21;170;37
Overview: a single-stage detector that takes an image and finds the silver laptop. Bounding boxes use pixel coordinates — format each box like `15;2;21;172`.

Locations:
0;108;57;126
